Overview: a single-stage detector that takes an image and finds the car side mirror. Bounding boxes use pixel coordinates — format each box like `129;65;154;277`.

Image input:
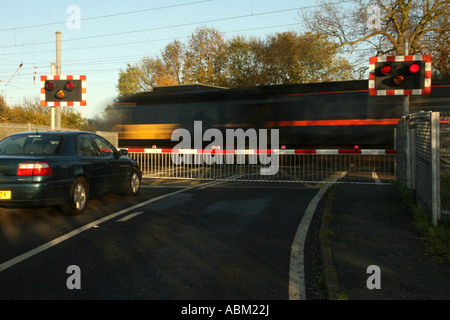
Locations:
119;149;128;156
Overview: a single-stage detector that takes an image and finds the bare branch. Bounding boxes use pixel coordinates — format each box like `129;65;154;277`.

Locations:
299;0;449;76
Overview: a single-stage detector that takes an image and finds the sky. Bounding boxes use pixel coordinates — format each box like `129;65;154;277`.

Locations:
0;0;343;119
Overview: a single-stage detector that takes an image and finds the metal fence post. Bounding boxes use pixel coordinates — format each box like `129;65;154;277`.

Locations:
431;112;441;225
410;125;416;199
396;117;407;185
406;117;412;189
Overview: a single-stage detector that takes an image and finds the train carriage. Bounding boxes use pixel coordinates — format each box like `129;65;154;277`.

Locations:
112;79;450;149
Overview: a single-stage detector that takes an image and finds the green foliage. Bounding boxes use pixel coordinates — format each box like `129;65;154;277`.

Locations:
226;36;262;87
115;27;357;100
395;182;450;265
116;63;145;100
0;95;7;120
5;97;51;125
183;27;229;87
257;31;354;85
61;107;86;129
0;95;92;131
332;292;350;300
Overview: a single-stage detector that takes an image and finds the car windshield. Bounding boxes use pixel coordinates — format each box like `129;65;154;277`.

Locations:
0;134;63;155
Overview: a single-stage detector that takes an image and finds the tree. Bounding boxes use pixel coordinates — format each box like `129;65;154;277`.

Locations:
1;97;90;130
257;31;355;85
183;27;229;86
301;0;449;77
419;5;449;79
116;63;147;100
160;40;184;85
139;40;184;88
226;36;262;87
0;95;7;121
138;57;166;88
116;40;185;99
115;27;358;99
7;97;50;125
61;107;87;129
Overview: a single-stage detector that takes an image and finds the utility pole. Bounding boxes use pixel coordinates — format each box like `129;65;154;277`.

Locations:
55;31;62;130
51;62;55;130
403;36;409;117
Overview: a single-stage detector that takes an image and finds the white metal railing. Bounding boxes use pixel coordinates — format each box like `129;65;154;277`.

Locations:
125;148;397;185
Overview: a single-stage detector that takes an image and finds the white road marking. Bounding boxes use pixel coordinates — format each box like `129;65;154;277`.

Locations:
141;185;189;189
372;171;382;184
198;175;242;189
0;186;194;273
289;171;347;300
116;211;144;222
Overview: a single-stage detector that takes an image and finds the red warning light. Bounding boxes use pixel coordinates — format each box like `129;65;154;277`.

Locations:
381;64;392;75
45;81;55;91
409;63;420;74
65;81;75;91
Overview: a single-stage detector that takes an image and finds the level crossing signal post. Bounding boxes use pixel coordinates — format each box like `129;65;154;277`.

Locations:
369;53;433;202
40;75;86;130
368;54;432;116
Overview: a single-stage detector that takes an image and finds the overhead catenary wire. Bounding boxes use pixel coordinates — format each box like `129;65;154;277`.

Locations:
0;0;213;33
0;21;304;78
0;0;359;81
0;0;356;50
0;22;301;59
0;0;372;95
2;63;24;89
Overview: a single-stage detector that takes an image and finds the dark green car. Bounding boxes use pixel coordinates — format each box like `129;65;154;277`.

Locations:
0;131;142;215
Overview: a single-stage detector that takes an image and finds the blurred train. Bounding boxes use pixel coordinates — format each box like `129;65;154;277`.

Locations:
112;79;450;149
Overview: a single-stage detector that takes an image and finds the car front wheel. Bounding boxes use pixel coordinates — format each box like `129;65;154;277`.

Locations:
59;177;88;215
123;170;140;196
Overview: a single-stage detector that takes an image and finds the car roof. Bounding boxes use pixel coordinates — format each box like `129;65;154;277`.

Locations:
10;131;91;136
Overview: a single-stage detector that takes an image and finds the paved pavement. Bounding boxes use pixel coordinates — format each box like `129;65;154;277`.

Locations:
320;183;450;300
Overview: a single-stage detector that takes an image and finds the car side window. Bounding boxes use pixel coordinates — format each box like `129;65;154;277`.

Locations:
91;135;117;157
76;134;99;157
0;136;26;154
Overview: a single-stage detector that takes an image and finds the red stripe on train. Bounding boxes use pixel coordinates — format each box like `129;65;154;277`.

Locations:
267;118;400;127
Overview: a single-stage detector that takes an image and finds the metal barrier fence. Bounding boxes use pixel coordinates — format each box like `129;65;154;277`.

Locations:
126;148;397;184
440;113;450;217
396;111;442;225
395;116;407;186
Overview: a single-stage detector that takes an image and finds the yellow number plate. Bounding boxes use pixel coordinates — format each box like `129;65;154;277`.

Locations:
0;191;11;200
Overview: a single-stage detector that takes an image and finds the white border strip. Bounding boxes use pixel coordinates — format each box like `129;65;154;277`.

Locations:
289;171;347;300
125;148;396;155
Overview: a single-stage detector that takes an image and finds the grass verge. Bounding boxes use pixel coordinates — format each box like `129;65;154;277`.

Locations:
395;182;450;265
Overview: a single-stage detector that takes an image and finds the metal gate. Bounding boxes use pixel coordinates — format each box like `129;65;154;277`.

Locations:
126;148;396;185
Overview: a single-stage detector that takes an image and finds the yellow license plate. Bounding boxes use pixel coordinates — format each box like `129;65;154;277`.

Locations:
0;191;11;200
